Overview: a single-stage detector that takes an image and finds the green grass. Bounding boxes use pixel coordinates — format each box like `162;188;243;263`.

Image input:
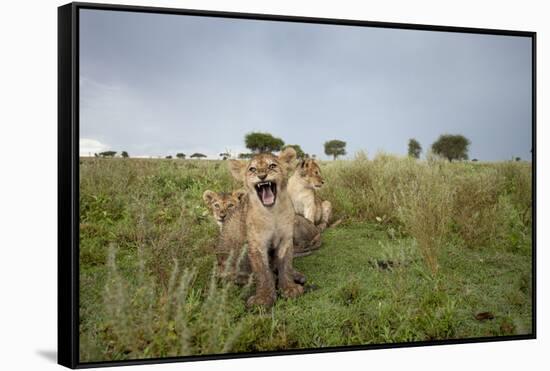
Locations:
79;156;532;362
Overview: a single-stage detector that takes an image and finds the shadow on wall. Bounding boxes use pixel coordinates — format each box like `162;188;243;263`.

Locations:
36;350;57;363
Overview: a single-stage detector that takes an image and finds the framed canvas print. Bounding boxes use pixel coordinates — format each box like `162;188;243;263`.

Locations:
58;2;536;368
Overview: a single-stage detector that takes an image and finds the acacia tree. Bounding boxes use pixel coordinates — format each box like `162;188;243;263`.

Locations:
219;152;230;160
245;132;285;153
190;153;207;159
324;140;347;160
282;144;306;159
408;139;422;159
431;134;470;162
99;151;117;158
121;151;129;158
176;153;186;159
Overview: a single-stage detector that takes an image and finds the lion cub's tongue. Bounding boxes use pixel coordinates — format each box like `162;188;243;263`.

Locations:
261;186;274;205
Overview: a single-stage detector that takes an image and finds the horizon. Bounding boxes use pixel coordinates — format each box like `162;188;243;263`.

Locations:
78;149;532;162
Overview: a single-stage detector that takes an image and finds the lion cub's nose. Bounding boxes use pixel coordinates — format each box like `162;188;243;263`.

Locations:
257;173;267;180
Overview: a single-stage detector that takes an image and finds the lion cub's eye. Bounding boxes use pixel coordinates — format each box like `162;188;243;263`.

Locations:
269;163;277;170
249;167;257;173
228;204;234;208
214;204;220;209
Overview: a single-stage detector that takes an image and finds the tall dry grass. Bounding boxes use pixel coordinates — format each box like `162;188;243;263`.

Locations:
394;163;455;275
319;154;532;272
320;152;418;224
79;159;245;361
80;245;244;362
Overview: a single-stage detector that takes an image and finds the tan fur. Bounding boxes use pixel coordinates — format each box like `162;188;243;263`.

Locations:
288;158;332;230
221;148;304;307
214;195;252;285
204;189;322;257
202;189;246;230
293;214;322;256
213;195;313;287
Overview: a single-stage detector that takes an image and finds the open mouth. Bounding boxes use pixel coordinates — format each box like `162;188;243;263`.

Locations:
255;181;277;206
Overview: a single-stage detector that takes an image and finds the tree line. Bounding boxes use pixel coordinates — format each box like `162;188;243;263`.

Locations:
92;132;525;163
244;132;473;162
408;134;470;162
93;151;209;159
242;132;347;160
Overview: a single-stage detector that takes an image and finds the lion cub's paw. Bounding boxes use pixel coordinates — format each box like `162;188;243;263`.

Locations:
281;282;304;299
246;293;276;308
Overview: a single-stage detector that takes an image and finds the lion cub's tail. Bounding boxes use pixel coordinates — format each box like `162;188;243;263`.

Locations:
328;218;343;229
318;218;343;232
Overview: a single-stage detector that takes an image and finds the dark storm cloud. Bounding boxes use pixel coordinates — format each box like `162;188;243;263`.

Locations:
80;9;532;160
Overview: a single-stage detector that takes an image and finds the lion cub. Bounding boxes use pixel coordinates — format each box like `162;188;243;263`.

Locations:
220;147;304;308
288;158;332;230
203;189;246;229
203;189;322;255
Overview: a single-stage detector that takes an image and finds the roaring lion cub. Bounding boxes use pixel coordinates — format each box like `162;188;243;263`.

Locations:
203;189;322;256
288;158;332;230
220;147;304;307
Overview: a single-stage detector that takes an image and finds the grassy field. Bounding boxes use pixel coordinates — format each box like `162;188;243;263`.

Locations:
79;154;532;362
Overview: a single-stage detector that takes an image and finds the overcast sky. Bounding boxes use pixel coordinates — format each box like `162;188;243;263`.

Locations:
79;9;532;160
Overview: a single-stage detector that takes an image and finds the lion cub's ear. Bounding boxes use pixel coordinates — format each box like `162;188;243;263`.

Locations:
279;147;297;166
232;189;246;202
202;190;217;205
228;160;246;181
294;159;307;176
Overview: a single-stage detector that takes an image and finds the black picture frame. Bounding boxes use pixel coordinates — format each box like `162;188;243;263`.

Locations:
58;2;537;368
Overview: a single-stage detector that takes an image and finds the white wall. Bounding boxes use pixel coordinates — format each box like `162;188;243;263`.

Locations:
0;1;546;370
